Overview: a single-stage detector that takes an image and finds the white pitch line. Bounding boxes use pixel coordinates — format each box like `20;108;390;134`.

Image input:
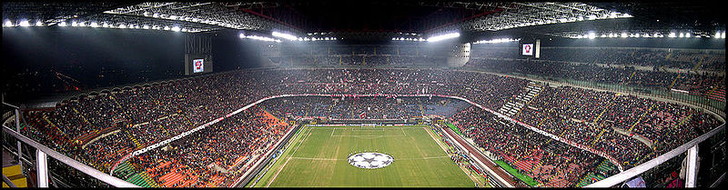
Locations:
266;128;312;187
289;157;340;161
330;135;406;138
289;155;448;161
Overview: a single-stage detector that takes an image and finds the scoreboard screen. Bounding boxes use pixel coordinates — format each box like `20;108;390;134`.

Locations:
519;39;540;58
521;43;534;56
193;59;204;73
185;54;213;75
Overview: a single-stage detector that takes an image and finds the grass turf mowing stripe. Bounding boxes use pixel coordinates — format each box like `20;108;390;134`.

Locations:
254;125;475;187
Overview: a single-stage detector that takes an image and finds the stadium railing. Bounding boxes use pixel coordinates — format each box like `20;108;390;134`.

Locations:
586;122;724;187
2;119;138;187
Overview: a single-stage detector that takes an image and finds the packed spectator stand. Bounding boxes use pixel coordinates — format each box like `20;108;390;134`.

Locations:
19;65;723;187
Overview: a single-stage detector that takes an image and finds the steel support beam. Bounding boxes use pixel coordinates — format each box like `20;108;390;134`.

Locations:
36;150;48;188
685;145;699;187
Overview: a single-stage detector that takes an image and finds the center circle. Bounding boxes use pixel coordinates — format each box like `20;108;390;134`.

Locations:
347;152;394;169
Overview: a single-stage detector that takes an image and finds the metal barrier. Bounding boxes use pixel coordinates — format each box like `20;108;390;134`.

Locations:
585;122;725;187
2;174;17;188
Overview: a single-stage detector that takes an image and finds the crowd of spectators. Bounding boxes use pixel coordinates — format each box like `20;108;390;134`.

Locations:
513;85;721;169
470;45;725;72
275;55;442;67
450;106;604;187
465;58;725;98
121;106;290;187
19;67;723;187
260;96;469;120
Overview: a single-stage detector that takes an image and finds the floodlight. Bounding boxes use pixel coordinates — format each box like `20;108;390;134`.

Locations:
143;25;150;29
609;12;619;18
90;22;99;27
679;33;684;38
171;26;181;32
3;20;13;27
621;32;628;38
685;33;691;38
587;32;596;39
722;32;726;39
35;21;44;26
272;31;297;41
427;32;460;42
19;20;31;27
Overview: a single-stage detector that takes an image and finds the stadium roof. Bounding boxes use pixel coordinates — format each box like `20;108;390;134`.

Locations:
3;1;724;39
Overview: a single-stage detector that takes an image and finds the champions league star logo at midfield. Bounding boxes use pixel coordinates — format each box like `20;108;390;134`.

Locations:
347;152;394;169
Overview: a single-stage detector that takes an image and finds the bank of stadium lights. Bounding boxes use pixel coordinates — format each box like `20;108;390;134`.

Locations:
295;37;337;41
56;19;197;32
271;31;298;41
239;33;281;43
571;31;717;39
392;37;426;42
2;19;45;27
473;38;520;44
427;32;460;42
299;32;337;41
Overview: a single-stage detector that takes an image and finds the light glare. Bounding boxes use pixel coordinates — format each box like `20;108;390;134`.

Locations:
427;32;460;42
271;31;298;41
19;20;31;27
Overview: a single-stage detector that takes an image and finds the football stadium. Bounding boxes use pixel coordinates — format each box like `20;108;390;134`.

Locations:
1;1;725;188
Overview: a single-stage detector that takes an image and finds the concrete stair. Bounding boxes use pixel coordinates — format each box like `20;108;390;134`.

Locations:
498;82;543;117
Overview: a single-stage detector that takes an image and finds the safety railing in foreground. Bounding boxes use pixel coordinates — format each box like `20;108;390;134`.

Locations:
585;122;725;187
1;124;139;187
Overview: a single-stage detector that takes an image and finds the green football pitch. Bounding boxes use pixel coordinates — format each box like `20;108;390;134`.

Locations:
247;125;478;187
